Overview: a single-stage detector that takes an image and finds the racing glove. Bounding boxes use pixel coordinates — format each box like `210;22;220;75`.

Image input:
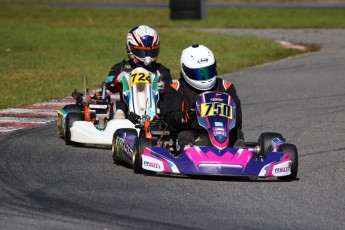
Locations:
128;112;140;124
106;71;127;85
233;139;246;148
105;71;127;93
157;79;164;92
184;107;197;123
71;89;83;104
155;70;165;93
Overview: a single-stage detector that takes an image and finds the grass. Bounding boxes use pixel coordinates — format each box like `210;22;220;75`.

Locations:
1;5;344;109
1;0;343;3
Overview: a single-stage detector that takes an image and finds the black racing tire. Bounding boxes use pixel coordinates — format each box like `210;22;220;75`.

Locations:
112;128;138;165
278;143;298;180
64;112;81;145
62;104;82;113
133;137;153;174
258;132;284;158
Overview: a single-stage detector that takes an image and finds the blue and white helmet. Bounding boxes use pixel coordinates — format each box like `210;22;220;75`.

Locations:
126;25;160;67
180;44;217;91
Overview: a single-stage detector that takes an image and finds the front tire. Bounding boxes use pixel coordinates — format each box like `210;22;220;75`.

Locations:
112;128;138;164
64;112;81;145
278;143;298;180
258;132;283;158
133;138;153;174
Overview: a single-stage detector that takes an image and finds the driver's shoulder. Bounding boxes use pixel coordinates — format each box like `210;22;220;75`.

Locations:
169;80;180;91
112;59;127;68
215;78;232;90
153;62;171;74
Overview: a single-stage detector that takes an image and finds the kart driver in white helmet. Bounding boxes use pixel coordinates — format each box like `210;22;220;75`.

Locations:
162;44;244;155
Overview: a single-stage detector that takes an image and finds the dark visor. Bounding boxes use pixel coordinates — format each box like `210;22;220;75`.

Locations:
130;44;160;59
182;63;217;81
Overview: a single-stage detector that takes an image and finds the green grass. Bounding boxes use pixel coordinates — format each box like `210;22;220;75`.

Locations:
1;5;344;109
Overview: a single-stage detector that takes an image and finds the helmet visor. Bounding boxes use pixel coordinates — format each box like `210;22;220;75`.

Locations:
129;44;160;59
183;63;217;81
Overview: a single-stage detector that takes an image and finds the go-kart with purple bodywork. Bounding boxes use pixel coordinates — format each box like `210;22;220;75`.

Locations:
112;91;298;180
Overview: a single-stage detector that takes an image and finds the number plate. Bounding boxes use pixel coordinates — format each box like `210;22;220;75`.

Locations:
200;102;233;118
130;72;150;87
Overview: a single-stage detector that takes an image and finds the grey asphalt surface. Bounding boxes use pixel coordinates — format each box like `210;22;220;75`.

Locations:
1;29;345;229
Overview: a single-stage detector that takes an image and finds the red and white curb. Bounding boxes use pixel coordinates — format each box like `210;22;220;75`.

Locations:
0;97;75;134
277;40;307;51
0;90;119;135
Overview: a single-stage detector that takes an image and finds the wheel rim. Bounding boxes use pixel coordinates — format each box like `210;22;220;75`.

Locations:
64;124;67;137
112;140;115;155
132;148;137;165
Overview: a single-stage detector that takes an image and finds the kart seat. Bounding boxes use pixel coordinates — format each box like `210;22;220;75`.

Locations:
114;110;125;119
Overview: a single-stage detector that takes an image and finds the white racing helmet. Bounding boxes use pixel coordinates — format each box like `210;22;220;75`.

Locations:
126;25;160;67
180;44;217;91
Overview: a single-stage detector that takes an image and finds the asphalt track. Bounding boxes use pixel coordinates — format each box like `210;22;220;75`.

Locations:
1;28;345;229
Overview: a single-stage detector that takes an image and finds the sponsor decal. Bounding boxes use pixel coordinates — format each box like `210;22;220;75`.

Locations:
144;161;161;169
275;167;290;173
210;97;224;102
89;104;108;109
272;161;291;176
214;127;226;136
141;155;164;172
197;58;208;64
116;137;133;157
134;45;159;50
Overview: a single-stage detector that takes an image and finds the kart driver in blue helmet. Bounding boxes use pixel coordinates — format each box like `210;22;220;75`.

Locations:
105;25;172;120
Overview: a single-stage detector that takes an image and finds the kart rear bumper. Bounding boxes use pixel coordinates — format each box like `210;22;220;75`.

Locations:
70;119;136;146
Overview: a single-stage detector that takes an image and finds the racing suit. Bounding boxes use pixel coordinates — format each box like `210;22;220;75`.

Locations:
162;77;244;151
105;59;172;118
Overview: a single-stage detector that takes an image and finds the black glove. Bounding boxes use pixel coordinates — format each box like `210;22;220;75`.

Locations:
128;112;140;124
233;139;246;148
184;107;197;123
71;90;83;104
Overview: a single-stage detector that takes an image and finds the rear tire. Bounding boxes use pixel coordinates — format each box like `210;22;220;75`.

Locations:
278;143;298;180
62;104;81;113
133;138;153;174
258;132;283;158
65;112;81;145
112;128;138;164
